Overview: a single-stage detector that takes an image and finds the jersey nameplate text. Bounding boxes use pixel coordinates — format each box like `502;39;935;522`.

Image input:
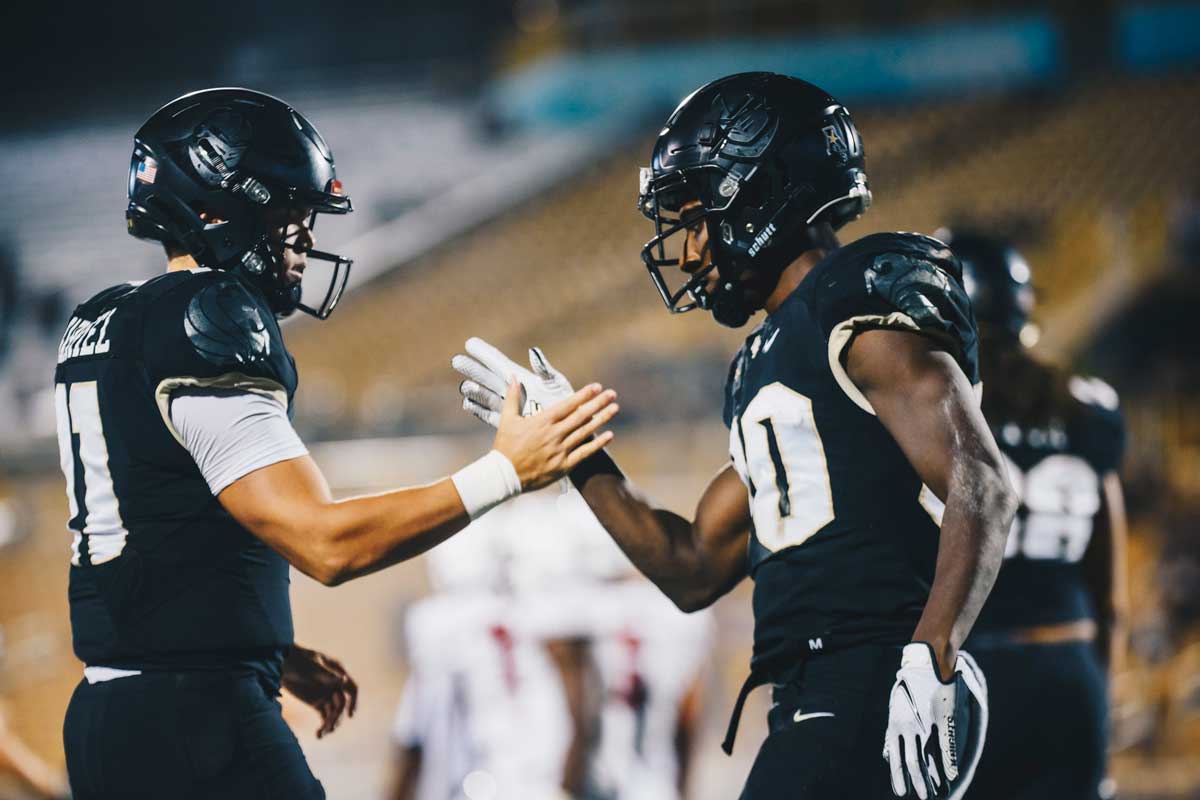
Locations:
58;309;116;363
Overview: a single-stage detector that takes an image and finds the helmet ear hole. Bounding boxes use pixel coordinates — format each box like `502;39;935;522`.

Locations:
737;177;766;211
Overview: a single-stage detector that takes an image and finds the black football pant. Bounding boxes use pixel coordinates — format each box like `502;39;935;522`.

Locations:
967;639;1107;800
64;671;324;800
739;643;900;799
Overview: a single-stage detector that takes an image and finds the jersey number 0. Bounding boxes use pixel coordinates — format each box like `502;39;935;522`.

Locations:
731;383;835;552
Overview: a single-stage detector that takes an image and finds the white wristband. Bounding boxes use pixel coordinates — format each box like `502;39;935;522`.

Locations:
450;450;522;520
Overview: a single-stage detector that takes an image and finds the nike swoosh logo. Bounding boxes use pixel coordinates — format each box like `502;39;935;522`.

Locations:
763;328;781;352
793;711;835;723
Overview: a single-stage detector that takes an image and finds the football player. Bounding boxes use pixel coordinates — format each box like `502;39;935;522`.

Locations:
390;494;602;800
453;73;1017;798
489;487;714;800
390;590;585;800
588;576;712;800
943;230;1128;800
55;88;617;799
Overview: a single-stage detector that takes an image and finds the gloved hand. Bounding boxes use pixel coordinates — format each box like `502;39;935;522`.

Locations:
883;643;980;799
452;337;574;428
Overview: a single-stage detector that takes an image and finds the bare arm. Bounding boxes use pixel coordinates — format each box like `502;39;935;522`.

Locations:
575;464;751;612
1082;473;1129;672
221;383;618;586
544;637;602;796
845;330;1017;678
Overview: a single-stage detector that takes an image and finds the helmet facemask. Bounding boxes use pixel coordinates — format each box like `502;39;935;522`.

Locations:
245;185;354;320
639;158;806;329
639;164;739;317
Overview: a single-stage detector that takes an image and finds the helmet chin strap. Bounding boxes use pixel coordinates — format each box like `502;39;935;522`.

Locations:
229;233;302;318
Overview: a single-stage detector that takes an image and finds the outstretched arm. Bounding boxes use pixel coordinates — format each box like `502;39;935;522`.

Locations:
845;329;1017;678
453;337;750;612
220;382;617;586
574;464;751;612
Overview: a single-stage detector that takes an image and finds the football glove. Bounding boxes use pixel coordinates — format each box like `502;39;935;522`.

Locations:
452;338;574;428
883;643;987;799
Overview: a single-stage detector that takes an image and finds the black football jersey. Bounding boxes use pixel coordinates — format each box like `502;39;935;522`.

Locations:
722;232;979;672
970;376;1125;633
53;268;298;683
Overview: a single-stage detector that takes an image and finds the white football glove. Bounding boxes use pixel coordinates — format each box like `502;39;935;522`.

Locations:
451;337;575;428
883;643;975;799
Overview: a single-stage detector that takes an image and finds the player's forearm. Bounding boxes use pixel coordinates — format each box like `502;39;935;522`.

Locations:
578;475;721;611
309;479;470;585
224;456;490;586
912;463;1015;677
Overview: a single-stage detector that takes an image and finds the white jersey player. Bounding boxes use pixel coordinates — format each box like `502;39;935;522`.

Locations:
393;485;713;800
588;579;713;800
494;488;715;800
391;590;577;800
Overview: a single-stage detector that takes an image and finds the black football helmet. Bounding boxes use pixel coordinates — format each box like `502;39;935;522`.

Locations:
638;72;870;327
938;229;1034;343
126;88;353;319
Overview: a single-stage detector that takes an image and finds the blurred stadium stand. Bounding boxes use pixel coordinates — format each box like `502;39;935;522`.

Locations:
1;1;1199;797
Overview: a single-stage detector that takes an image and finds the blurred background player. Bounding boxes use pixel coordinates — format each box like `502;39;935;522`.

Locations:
500;488;714;800
943;229;1128;800
587;574;712;800
390;485;713;800
389;491;601;800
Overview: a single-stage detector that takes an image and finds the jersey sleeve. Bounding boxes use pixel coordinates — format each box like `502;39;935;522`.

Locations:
816;233;980;415
1069;376;1127;474
142;272;295;448
169;388;308;495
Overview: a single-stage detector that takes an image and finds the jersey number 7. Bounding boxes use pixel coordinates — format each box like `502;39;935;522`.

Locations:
54;381;128;566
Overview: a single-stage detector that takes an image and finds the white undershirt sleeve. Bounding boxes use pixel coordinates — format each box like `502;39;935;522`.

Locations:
169;388;308;496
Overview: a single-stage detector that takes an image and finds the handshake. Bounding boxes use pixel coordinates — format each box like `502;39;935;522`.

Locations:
450;337;618;495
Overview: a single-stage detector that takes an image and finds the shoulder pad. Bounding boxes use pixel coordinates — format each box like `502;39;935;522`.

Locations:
815;234;975;343
184;277;272;368
864;251;957;331
815;233;980;408
1068;375;1120;412
1067;375;1125;472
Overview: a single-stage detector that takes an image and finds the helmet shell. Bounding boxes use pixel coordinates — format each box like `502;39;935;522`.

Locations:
126;88;352;318
941;229;1034;341
639;72;870;326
